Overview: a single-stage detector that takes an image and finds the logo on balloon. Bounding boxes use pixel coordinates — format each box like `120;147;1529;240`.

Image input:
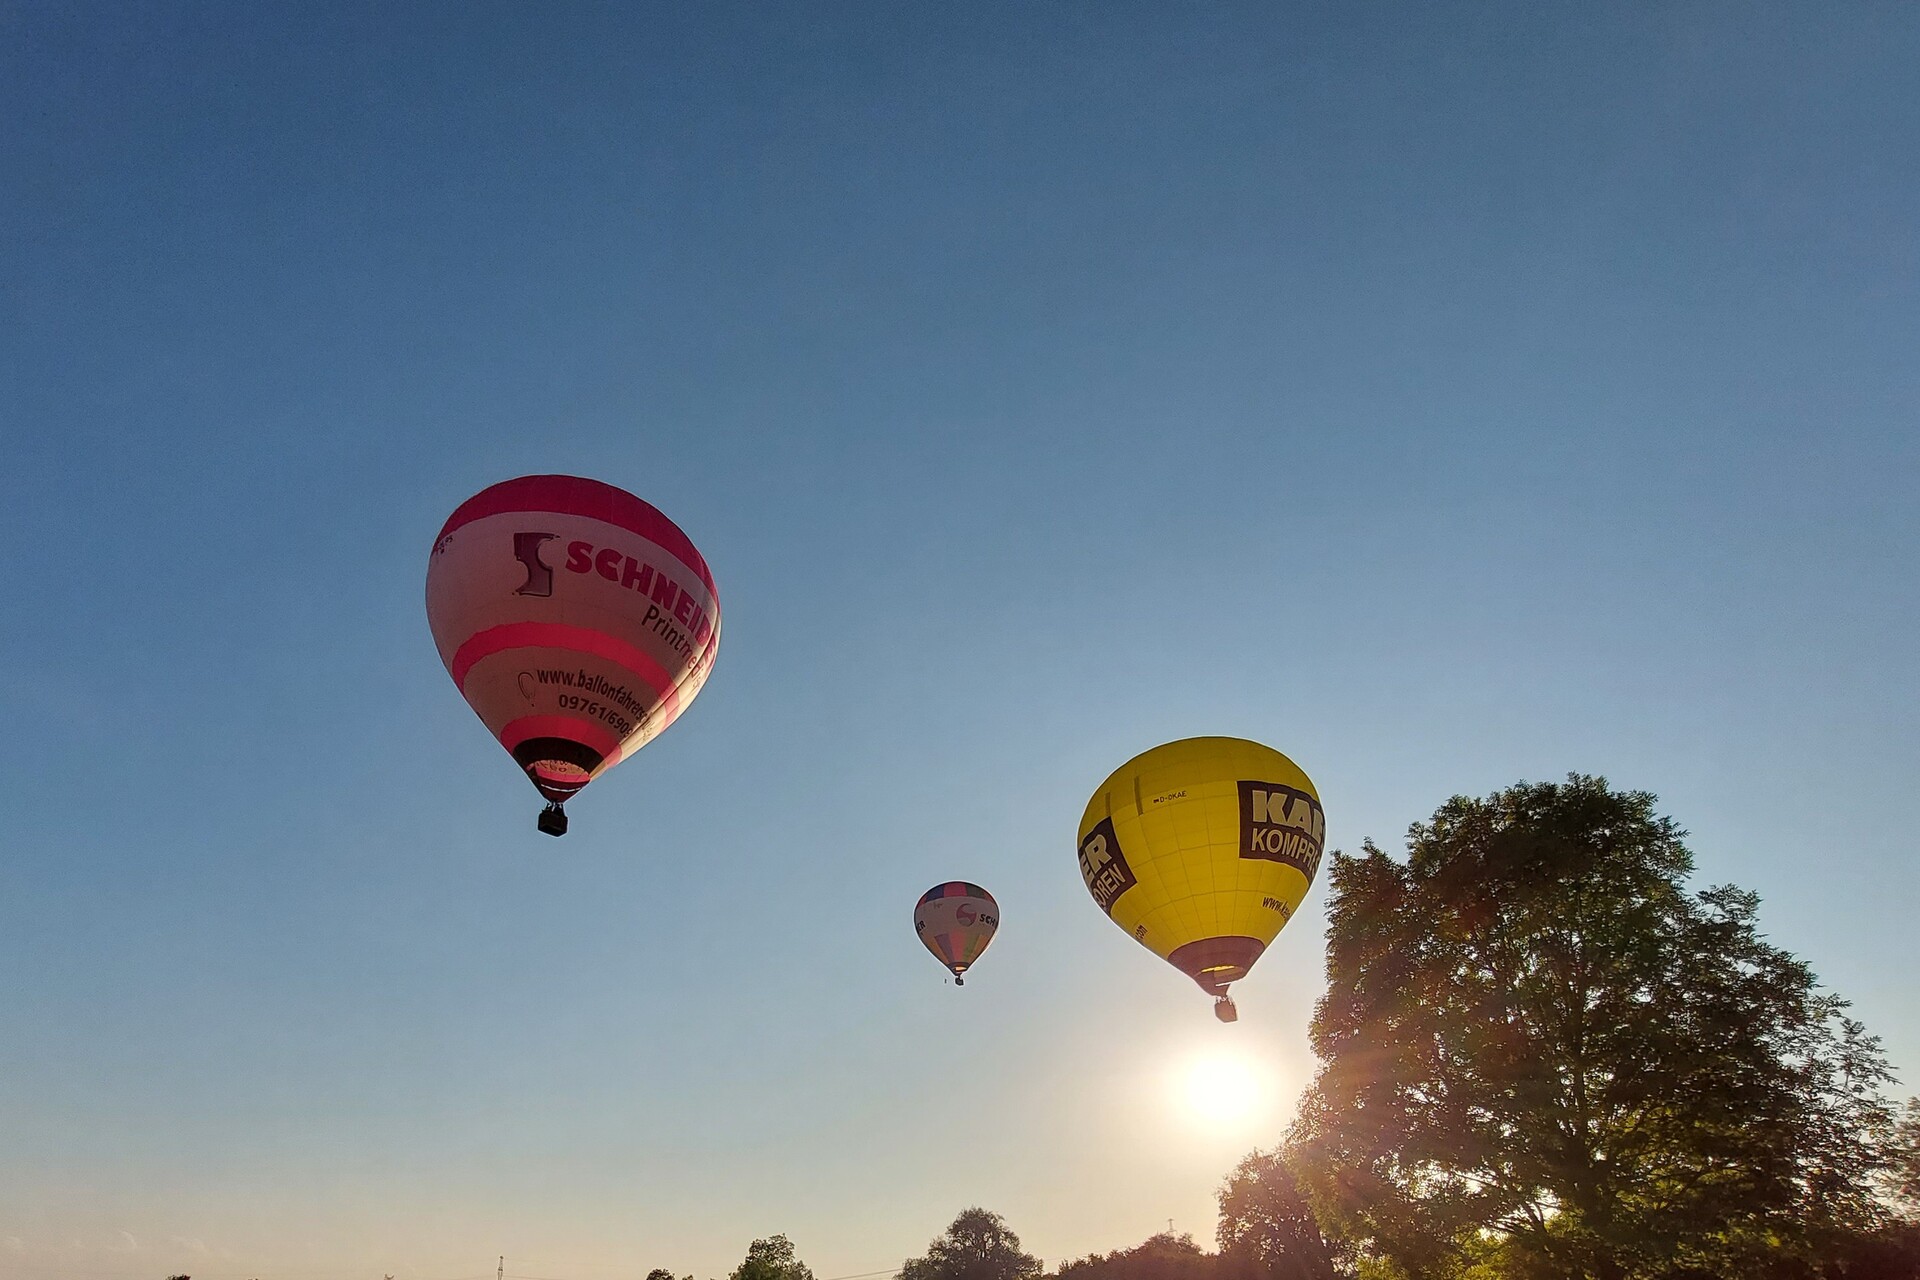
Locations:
512;532;557;597
956;903;977;927
1079;818;1137;914
1237;781;1325;879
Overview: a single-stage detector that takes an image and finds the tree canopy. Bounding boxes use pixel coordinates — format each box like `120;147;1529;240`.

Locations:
1891;1098;1920;1220
1286;775;1905;1279
1216;1150;1341;1280
903;1208;1042;1280
1056;1231;1213;1280
730;1235;815;1280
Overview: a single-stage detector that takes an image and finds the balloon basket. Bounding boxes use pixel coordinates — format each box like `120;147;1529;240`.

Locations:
1214;995;1238;1023
537;804;569;837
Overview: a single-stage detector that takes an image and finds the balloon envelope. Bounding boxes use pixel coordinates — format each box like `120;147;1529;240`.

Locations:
426;474;720;814
1077;737;1323;1005
915;882;999;980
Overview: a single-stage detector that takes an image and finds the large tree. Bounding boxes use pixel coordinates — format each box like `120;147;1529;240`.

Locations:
730;1235;814;1280
1216;1150;1343;1280
903;1208;1042;1280
1286;776;1900;1279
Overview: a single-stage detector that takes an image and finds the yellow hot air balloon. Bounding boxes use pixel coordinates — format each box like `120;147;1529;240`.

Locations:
1077;737;1324;1022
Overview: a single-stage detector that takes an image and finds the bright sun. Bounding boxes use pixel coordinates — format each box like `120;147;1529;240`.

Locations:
1178;1049;1271;1131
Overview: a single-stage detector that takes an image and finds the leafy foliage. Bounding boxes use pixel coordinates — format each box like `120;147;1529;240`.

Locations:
1286;776;1902;1279
731;1235;815;1280
1216;1150;1344;1280
1812;1221;1920;1280
1057;1232;1214;1280
904;1208;1043;1280
1889;1098;1920;1221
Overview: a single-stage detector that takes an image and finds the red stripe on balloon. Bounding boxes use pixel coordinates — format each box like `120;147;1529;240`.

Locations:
436;474;718;600
498;715;624;764
450;622;682;722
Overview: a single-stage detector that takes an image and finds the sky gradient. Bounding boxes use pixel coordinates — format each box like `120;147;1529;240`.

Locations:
3;3;1917;1278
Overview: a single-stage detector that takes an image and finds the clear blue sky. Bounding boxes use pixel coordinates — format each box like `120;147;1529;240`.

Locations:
3;3;1916;1277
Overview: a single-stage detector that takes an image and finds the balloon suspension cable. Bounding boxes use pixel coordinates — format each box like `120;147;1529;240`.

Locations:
1213;995;1238;1023
537;803;569;837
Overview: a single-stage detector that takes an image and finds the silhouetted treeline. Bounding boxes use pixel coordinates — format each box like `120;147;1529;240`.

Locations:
1058;1233;1243;1280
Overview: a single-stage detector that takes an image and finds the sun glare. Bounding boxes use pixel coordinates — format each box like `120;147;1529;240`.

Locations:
1178;1049;1272;1131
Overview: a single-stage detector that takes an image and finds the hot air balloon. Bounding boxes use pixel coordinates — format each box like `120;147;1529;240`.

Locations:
1077;737;1323;1022
426;475;720;836
915;882;998;985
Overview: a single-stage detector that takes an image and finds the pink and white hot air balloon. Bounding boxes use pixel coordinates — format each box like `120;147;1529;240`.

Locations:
426;475;720;835
915;882;999;985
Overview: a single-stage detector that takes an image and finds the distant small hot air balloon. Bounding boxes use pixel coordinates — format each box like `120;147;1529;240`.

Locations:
1077;737;1324;1021
426;475;720;836
915;882;999;985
